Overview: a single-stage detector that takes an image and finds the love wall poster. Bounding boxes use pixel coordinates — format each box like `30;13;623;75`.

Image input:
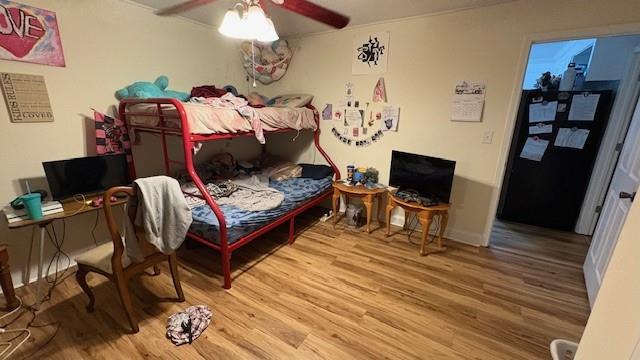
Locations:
0;1;65;67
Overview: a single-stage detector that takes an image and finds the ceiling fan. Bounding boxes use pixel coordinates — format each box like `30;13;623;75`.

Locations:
155;0;350;30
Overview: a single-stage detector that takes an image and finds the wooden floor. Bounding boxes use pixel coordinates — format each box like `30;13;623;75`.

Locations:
6;212;591;359
490;219;591;268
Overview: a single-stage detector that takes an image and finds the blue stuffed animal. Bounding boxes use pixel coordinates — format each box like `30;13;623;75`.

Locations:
115;75;190;101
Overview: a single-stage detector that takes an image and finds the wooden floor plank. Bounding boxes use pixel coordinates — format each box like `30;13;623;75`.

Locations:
3;212;590;359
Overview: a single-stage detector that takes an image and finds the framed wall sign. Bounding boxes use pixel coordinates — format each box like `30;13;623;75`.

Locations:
1;72;54;123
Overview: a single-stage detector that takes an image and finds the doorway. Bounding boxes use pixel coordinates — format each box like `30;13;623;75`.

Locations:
490;34;640;268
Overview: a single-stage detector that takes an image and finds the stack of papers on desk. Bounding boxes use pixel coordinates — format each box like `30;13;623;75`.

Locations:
2;201;63;223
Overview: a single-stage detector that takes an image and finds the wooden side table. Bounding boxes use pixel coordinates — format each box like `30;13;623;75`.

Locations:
385;193;451;256
332;181;387;233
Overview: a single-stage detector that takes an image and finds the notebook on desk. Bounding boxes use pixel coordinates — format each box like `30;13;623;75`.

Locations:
2;201;63;223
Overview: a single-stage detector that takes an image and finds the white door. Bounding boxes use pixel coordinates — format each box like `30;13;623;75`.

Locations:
584;93;640;307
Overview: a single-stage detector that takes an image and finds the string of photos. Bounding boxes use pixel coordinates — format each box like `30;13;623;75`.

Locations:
331;127;384;147
322;76;400;148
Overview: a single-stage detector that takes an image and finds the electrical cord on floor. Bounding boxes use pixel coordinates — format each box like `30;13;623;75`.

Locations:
0;298;31;360
407;214;419;244
91;211;100;246
406;213;441;248
42;220;71;303
0;294;63;360
0;195;88;359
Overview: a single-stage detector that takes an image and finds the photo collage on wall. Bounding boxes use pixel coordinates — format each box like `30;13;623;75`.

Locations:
323;77;400;147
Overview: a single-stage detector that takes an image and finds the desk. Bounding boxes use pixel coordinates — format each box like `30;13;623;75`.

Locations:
332;181;387;233
7;199;125;309
385;193;450;256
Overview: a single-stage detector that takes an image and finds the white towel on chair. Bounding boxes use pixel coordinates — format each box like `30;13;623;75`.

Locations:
125;176;192;264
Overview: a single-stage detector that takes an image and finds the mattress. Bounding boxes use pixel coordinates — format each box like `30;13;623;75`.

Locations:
189;176;333;244
126;102;317;135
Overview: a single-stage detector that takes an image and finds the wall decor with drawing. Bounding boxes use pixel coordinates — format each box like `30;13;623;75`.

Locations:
352;32;389;75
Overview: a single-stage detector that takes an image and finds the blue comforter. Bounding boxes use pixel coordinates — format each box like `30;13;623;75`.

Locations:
189;176;332;244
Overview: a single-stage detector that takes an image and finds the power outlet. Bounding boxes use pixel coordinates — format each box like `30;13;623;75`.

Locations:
482;130;494;144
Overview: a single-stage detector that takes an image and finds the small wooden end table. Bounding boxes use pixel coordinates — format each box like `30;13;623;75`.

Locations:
332;181;387;233
386;192;451;256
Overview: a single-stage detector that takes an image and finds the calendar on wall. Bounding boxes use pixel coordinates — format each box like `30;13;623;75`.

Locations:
451;80;486;122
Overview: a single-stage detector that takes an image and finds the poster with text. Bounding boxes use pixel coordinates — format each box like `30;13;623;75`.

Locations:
352;32;389;75
1;72;54;123
0;1;65;67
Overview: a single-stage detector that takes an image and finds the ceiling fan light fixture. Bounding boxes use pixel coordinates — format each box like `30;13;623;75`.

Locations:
218;2;279;42
218;8;246;39
245;5;269;35
257;18;279;42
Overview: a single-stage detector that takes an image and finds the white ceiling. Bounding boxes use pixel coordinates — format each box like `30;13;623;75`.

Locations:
130;0;516;37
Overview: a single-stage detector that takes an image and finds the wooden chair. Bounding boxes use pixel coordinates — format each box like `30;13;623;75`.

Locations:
74;186;185;333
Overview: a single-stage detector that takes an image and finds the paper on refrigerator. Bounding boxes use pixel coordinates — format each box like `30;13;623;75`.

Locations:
554;128;590;149
520;137;549;162
568;94;600;121
529;101;557;123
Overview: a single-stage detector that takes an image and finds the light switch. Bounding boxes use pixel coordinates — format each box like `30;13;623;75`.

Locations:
482;130;494;144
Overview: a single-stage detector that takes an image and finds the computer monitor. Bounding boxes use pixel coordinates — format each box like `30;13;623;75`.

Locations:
389;151;456;203
42;154;130;200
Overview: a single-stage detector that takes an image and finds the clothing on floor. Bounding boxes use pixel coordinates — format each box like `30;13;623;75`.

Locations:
125;176;192;263
166;305;212;346
190;94;265;144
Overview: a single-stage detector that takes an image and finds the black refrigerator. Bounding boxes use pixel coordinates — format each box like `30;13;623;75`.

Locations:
497;90;613;231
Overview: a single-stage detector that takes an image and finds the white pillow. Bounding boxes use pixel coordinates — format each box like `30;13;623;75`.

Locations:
268;94;313;108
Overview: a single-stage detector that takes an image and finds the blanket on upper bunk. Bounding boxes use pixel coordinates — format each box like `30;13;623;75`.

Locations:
126;103;317;137
190;94;265;143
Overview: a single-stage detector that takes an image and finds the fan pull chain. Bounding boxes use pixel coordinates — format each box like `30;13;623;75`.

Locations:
251;39;257;88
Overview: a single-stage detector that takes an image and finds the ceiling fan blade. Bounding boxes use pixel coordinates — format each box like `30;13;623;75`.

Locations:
155;0;218;16
273;0;349;29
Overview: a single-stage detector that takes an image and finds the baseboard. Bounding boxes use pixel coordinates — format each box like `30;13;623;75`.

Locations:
10;242;102;292
389;213;483;247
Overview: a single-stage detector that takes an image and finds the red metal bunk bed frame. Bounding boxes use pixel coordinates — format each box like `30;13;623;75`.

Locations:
118;98;340;289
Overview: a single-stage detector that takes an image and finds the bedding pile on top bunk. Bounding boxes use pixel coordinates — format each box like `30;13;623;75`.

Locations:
126;89;317;139
179;153;334;244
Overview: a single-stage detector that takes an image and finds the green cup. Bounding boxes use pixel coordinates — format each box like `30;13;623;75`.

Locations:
19;193;43;220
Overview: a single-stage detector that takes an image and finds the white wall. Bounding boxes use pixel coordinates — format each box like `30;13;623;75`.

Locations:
259;0;640;246
587;34;640;81
0;0;245;288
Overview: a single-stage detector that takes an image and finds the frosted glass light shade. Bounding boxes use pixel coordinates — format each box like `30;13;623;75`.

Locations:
218;4;278;41
257;18;279;42
245;6;269;36
218;9;247;39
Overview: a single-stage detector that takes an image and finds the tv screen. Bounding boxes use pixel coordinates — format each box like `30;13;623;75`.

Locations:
389;151;456;203
43;154;131;200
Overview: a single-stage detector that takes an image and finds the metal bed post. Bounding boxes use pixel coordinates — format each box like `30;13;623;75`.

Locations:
157;104;172;176
173;101;233;289
307;105;341;180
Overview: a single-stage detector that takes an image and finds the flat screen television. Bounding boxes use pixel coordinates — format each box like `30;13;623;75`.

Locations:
389;151;456;203
43;154;131;200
